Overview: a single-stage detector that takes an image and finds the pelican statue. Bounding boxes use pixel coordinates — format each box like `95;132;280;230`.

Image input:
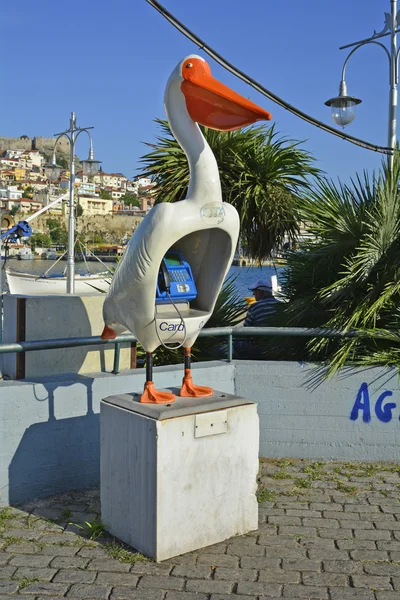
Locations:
101;55;272;403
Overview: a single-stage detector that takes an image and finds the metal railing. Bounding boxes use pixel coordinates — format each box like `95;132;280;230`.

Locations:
0;326;369;376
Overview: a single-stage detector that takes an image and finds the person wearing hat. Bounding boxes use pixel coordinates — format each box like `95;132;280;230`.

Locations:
244;279;279;327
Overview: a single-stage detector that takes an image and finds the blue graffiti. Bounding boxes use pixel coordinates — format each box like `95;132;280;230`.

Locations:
350;382;397;423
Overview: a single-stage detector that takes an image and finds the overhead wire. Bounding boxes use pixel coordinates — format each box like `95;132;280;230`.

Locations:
145;0;393;156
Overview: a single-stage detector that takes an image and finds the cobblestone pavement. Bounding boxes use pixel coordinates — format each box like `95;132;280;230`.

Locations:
1;459;400;600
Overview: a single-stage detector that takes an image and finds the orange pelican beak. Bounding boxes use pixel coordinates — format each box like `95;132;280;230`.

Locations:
101;325;117;340
181;57;272;131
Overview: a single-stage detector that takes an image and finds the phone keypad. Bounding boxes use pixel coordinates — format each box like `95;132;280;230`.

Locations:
171;269;189;282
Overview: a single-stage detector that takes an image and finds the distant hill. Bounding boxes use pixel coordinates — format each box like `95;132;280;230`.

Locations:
0;136;81;169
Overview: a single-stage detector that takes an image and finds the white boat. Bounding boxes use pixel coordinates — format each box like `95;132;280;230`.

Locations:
6;269;111;295
18;248;33;260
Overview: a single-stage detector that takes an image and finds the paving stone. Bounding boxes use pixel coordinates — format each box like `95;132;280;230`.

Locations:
261;535;301;548
354;530;392;540
3;528;42;541
0;556;9;568
363;562;400;576
168;553;198;565
319;528;353;539
298;538;336;550
32;508;64;521
390;552;400;561
268;516;301;526
95;572;139;585
282;584;328;598
329;587;375;600
376;521;400;530
282;558;321;571
279;526;318;537
53;569;97;584
323;559;364;573
392;577;400;591
40;545;79;556
276;502;310;510
226;542;265;556
308;549;350;561
12;567;57;581
214;567;258;581
197;554;239;568
351;550;390;562
112;587;164;599
302;572;348;586
371;514;396;522
3;542;40;554
131;561;173;575
327;511;359;520
77;547;109;558
9;554;51;567
50;556;89;569
240;556;280;569
351;575;392;589
264;546;306;559
0;596;33;600
0;582;19;595
258;569;300;583
337;540;377;550
375;592;400;600
39;533;76;544
171;565;212;579
0;566;17;580
165;593;208;600
66;584;111;598
210;596;259;600
236;582;282;597
138;576;185;590
86;558;130;572
345;506;380;513
185;579;233;594
303;518;340;528
257;525;278;536
311;503;343;511
286;510;322;518
377;542;400;551
22;582;70;596
198;543;227;554
339;520;375;530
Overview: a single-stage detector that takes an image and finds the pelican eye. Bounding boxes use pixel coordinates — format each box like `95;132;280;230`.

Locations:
185;63;193;68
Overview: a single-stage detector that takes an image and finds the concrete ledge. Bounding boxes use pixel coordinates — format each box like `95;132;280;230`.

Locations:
0;361;234;506
2;358;400;507
234;360;400;462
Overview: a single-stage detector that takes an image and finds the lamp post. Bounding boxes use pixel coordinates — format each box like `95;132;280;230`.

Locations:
325;0;399;167
44;112;101;293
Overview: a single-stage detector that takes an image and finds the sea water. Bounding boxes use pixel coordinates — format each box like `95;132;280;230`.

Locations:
2;258;284;297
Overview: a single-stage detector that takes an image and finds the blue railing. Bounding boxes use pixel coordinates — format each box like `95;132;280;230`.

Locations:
0;326;369;375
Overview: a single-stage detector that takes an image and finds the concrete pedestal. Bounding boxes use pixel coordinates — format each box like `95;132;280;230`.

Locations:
100;390;259;561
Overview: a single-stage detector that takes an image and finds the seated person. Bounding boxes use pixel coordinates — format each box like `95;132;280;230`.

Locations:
244;279;280;326
235;279;279;358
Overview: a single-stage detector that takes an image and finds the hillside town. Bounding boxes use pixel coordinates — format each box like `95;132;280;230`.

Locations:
0;137;155;220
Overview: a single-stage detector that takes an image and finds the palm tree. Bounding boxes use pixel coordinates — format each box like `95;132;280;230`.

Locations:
139;119;320;261
273;154;400;373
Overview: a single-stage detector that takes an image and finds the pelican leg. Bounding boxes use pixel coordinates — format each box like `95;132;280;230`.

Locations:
140;352;176;404
179;347;213;397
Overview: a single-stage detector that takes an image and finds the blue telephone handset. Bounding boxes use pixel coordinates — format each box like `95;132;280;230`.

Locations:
156;251;197;303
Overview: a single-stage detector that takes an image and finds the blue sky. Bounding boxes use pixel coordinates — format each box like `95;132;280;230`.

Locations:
2;0;395;183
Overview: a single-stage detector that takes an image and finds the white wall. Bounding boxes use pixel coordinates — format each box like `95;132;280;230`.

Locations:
235;361;400;462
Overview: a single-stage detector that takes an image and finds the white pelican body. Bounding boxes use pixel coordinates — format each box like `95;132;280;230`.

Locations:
102;55;271;402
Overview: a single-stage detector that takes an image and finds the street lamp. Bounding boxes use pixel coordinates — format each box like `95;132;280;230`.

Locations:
44;112;101;293
325;0;399;165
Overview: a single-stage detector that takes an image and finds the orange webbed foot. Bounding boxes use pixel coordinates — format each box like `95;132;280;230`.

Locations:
179;374;213;397
140;382;176;404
